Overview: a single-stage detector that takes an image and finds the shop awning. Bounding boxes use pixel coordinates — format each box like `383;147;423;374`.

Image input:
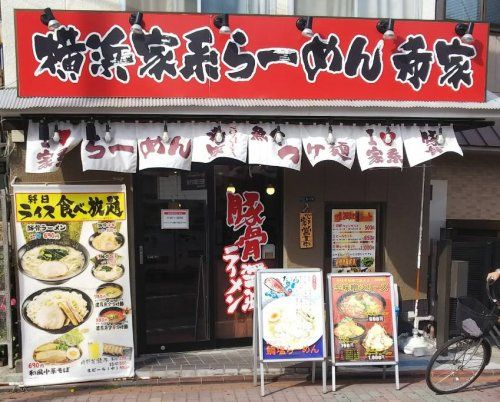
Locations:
2;88;500;119
456;120;500;150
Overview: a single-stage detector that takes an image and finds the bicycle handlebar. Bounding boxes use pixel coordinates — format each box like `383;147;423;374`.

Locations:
486;280;498;305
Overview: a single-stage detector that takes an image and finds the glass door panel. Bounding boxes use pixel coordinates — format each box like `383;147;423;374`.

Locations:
135;170;209;352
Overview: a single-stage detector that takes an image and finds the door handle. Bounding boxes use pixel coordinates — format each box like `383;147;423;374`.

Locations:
139;245;144;265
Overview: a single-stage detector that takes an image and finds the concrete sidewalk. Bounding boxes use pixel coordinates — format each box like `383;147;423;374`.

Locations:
1;376;499;401
1;345;499;387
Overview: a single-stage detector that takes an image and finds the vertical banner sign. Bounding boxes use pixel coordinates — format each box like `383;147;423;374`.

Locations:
356;125;404;171
256;269;325;361
223;191;268;314
329;273;397;364
299;212;313;249
332;209;377;273
14;185;134;386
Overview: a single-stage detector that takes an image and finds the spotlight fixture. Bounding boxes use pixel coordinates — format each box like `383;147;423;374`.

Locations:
326;125;335;145
38;119;50;142
40;8;61;31
53;123;60;143
214;125;224;144
162;122;170;143
266;184;276;196
435;126;446;146
296;16;314;38
86;120;98;142
213;14;231;35
104;122;112;143
274;125;284;145
455;22;474;44
226;184;236;194
129;12;144;35
377;18;395;40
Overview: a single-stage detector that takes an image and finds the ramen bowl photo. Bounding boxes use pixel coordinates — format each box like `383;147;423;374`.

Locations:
337;291;386;320
262;296;322;351
18;239;89;284
22;287;93;334
96;283;123;299
99;307;129;325
92;263;125;282
89;231;125;252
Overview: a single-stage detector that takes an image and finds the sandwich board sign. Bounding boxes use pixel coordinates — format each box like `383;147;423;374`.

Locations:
254;268;327;396
328;272;399;390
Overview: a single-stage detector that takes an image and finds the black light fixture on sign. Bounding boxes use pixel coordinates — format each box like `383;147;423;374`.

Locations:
214;124;224;144
129;12;144;35
213;14;231;35
86;119;98;142
53;123;60;143
162;121;170;143
296;16;314;38
455;22;474;44
38;119;50;142
104;122;112;143
376;18;395;40
40;8;61;31
326;125;335;145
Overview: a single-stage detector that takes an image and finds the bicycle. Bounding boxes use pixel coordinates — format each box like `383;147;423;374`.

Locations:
425;280;499;394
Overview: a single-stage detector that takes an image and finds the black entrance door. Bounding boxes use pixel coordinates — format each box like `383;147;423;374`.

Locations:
135;170;210;353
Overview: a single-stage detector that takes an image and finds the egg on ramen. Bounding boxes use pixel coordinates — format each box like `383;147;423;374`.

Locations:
21;244;85;281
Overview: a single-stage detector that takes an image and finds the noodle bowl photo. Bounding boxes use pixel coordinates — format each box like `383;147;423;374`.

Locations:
18;240;89;284
89;231;124;252
22;287;93;334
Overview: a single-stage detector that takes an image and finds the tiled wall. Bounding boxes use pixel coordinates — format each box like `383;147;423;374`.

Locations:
431;152;500;220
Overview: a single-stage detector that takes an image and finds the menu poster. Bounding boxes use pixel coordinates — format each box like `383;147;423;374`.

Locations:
256;269;325;362
331;209;376;273
13;185;134;386
329;273;397;364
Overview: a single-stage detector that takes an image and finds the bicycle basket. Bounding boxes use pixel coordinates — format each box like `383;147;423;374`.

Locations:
456;297;497;336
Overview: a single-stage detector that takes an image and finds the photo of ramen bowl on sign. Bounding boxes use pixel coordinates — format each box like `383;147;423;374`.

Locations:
22;288;92;334
89;231;125;252
18;239;89;284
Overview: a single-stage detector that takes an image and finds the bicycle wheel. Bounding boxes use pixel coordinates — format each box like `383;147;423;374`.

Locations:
426;335;491;394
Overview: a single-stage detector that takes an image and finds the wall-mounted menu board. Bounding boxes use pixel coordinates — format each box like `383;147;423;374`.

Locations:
331;209;377;273
329;273;397;364
14;184;134;386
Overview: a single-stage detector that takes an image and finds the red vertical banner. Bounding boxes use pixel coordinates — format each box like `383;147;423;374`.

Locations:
329;273;397;363
223;191;268;315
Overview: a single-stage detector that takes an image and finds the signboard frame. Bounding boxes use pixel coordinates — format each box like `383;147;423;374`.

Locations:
326;203;383;273
328;272;399;391
13;184;135;387
14;10;489;102
253;268;327;396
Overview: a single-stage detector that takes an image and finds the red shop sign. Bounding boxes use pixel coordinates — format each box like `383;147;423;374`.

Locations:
15;10;488;101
